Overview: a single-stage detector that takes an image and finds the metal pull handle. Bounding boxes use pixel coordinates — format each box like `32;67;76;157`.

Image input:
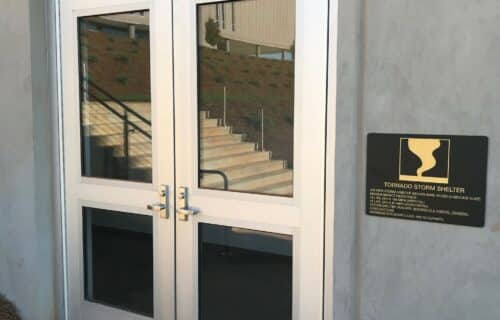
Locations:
147;203;166;211
176;208;199;221
176;186;198;221
146;184;168;219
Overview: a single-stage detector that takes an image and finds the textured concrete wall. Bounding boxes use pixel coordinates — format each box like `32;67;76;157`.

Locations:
0;1;55;319
335;0;500;319
333;0;363;318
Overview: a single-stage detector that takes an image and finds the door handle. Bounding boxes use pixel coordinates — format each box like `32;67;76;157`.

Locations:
176;186;198;221
176;207;199;221
147;203;166;211
147;184;168;219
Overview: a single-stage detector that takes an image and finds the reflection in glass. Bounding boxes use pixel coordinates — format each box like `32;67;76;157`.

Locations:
199;224;292;320
197;0;295;196
79;11;152;183
83;207;153;316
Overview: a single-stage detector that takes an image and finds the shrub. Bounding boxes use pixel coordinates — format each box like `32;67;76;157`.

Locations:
116;75;128;85
214;75;225;84
243;112;261;130
0;293;21;320
205;18;224;48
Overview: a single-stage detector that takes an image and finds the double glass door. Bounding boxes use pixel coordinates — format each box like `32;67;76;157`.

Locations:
61;0;329;319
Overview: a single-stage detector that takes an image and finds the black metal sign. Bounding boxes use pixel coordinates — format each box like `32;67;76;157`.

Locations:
366;133;488;227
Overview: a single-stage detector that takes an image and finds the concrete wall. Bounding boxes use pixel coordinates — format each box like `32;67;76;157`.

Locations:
0;0;57;319
334;0;500;319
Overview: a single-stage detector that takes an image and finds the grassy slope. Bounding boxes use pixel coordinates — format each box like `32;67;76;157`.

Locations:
199;47;295;167
82;29;295;167
83;30;151;101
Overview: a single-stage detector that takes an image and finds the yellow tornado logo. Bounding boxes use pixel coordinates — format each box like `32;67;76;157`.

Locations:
399;138;450;184
408;139;441;177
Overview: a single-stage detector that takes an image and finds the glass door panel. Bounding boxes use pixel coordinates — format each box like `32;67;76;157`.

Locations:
199;224;293;320
83;207;154;317
197;0;295;197
79;11;152;183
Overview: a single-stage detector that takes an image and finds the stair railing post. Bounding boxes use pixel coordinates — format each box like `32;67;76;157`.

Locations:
124;110;130;177
223;85;227;127
260;107;264;151
82;63;89;102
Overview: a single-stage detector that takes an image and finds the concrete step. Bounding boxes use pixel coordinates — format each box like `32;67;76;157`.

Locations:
82;103;149;114
202;168;291;191
83;101;151;115
201;151;271;169
91;133;151;147
258;181;293;196
85;108;213;126
200;118;219;128
83;123;152;136
200;134;245;148
200;126;231;137
200;160;286;185
229;169;292;191
82;118;151;132
82;110;152;122
200;143;256;159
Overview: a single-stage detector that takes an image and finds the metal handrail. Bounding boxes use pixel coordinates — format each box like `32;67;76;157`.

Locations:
86;92;152;139
85;78;152;126
82;78;153;179
200;169;229;190
83;79;231;188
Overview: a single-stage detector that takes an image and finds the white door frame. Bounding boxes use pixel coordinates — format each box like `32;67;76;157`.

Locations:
324;0;339;318
173;0;334;319
59;1;176;319
52;0;339;318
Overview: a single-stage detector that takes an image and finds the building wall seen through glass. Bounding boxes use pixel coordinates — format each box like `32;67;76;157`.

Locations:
198;0;295;197
79;11;152;183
